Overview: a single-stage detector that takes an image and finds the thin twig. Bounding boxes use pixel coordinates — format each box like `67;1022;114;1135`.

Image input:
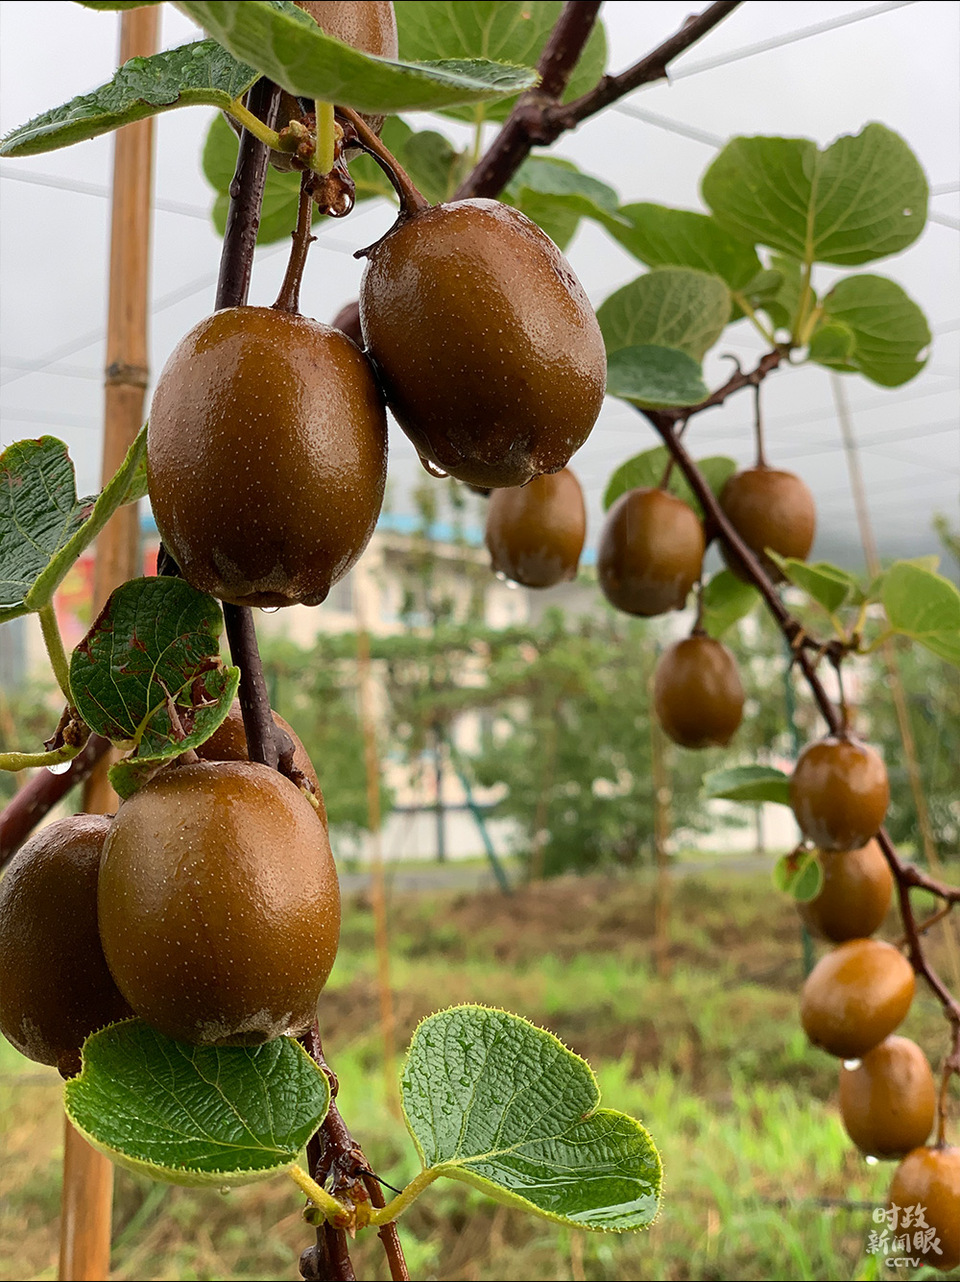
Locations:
273;174;316;314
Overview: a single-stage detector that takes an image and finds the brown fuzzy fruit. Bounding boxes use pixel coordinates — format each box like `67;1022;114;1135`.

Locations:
98;761;340;1046
790;736;890;852
598;488;705;617
485;468;586;588
0;815;134;1076
147;306;387;609
798;841;893;942
197;701;327;829
799;938;915;1058
359;199;606;488
719;466;816;581
887;1147;960;1271
839;1037;936;1159
653;635;744;749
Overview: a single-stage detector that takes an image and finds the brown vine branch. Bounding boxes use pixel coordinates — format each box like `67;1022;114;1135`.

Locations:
457;0;740;199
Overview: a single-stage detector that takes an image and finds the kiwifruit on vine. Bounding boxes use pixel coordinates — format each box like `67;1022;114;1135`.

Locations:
790;735;891;852
146;306;387;609
0;815;134;1077
597;488;705;617
719;465;816;581
358;197;606;488
652;634;744;749
887;1146;960;1271
799;938;915;1058
798;840;893;942
838;1036;936;1159
484;467;586;588
97;761;340;1046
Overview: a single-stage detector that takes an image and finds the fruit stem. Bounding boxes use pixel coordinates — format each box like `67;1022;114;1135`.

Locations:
313;100;337;176
336;106;429;218
367;1169;440;1226
752;383;768;468
273;174;315;314
38;604;73;703
288;1163;353;1226
0;743;83;773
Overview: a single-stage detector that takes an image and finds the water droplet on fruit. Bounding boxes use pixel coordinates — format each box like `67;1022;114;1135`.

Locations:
417;454;448;479
842;1059;862;1071
48;760;71;776
865;1154;879;1166
260;606;280;614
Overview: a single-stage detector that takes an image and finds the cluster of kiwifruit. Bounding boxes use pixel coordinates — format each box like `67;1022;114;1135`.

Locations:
792;739;958;1269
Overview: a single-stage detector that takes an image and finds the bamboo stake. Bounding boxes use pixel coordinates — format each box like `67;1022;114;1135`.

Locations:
59;10;159;1281
649;665;672;978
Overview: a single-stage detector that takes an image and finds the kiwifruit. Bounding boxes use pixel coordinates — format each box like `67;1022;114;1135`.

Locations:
97;761;340;1046
790;736;890;852
598;488;705;616
719;465;816;581
0;815;133;1076
331;299;363;348
484;468;586;588
887;1147;960;1270
799;938;915;1058
798;840;893;942
839;1036;936;1159
147;306;387;609
197;701;327;829
359;198;606;488
653;634;744;749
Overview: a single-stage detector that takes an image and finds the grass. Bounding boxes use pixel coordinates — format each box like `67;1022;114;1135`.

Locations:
2;863;958;1281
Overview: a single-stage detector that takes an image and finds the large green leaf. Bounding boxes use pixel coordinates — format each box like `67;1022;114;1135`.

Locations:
1;41;258;157
605;204;761;290
65;1021;330;1186
69;577;239;795
812;275;931;387
606;346;710;410
505;157;622;249
700;570;760;638
702;125;928;267
702;764;791;806
176;1;538;113
0;432;145;623
602;446;735;519
401;1006;661;1231
597;268;731;363
395;1;606;123
881;562;960;666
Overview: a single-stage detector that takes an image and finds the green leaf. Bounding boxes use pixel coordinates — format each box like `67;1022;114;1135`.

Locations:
1;41;258;158
65;1020;330;1186
0;431;146;623
702;764;791;806
395;1;606;124
749;254;803;331
506;157;623;249
400;1006;661;1231
881;562;960;666
602;446;735;520
773;849;822;902
606;346;709;410
176;1;539;114
807;321;856;369
700;570;760;638
702;125;928;267
814;275;931;387
69;577;239;792
597;268;731;363
605;204;761;290
769;555;857;614
76;2;162;9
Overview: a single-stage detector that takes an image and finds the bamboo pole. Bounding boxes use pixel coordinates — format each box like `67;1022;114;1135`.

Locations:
59;10;159;1281
649;665;672;978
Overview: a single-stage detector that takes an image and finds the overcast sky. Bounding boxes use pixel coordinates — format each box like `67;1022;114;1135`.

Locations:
1;1;958;570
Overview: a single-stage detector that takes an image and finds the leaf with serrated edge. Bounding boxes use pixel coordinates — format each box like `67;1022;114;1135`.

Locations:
703;764;791;806
606;345;709;410
769;555;856;614
1;42;258;157
598;269;731;363
602;446;734;520
773;850;823;902
395;0;606;124
401;1006;660;1231
65;1020;330;1186
700;570;760;639
175;1;538;114
0;430;145;622
882;562;960;667
69;578;238;767
702;125;928;267
817;275;931;388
